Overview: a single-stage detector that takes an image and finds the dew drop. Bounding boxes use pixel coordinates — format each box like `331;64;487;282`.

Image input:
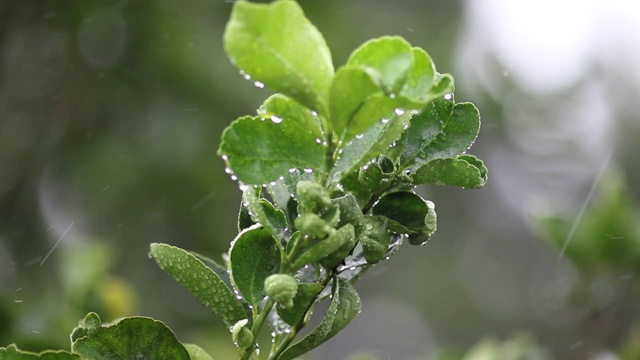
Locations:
303;168;313;173
222;155;229;161
240;71;251;80
239;184;249;191
254;81;265;88
443;93;453;101
270;181;277;186
225;167;233;174
381;118;389;124
355;134;364;139
315;138;322;144
394;108;405;116
389;93;396;99
311;110;318;117
271;115;283;123
231;175;238;181
288;168;297;173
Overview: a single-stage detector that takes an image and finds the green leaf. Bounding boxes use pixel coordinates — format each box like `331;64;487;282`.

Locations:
229;226;282;305
358;216;391;264
347;36;414;95
278;278;361;360
183;344;215;360
71;313;190;360
329;66;380;140
258;94;324;139
332;193;364;228
0;345;78;360
149;244;246;325
400;48;436;101
266;169;313;213
219;116;324;185
331;104;413;180
371;191;437;245
224;0;333;116
291;224;355;271
400;101;480;170
243;186;288;239
413;155;488;189
277;283;324;326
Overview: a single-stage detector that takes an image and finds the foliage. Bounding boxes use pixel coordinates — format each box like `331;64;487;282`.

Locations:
1;0;486;358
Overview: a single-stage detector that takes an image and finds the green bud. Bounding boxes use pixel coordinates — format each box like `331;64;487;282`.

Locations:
264;274;298;308
231;319;254;349
297;180;332;211
294;213;335;239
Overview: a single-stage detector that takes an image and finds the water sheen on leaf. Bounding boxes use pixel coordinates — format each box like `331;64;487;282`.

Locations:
149;243;247;325
413;155;488;189
229;226;282;305
277;282;324;326
71;314;190;360
223;0;334;116
219;115;324;185
278;278;361;360
0;345;78;360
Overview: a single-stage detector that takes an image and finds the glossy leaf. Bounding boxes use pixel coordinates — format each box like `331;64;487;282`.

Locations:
400;48;436;101
224;0;333;115
258;94;324;139
372;191;433;236
149;243;246;325
229;226;282;305
358;216;391;264
219;115;324;185
332;193;364;228
347;36;414;95
278;278;361;360
329;66;381;140
71;313;189;359
0;345;78;360
277;283;324;326
291;223;355;271
413;155;488;189
243;187;288;239
183;344;215;360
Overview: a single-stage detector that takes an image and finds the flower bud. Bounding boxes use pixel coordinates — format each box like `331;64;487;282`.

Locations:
297;180;332;211
264;274;298;308
294;213;335;239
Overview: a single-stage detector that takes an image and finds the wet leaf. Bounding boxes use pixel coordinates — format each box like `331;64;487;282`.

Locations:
372;191;437;245
400;48;436;101
277;283;324;326
149;243;246;325
0;345;78;360
413;155;488;189
183;344;215;360
229;226;282;305
278;278;361;360
219;116;324;185
71;313;190;359
292;223;356;271
224;0;333;116
258;94;324;139
358;216;391;264
243;187;288;239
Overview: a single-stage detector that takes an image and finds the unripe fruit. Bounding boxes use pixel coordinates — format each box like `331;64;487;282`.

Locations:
297;180;332;210
294;213;335;238
231;319;254;349
264;274;298;308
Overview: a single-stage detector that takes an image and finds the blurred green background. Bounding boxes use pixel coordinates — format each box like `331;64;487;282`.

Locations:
2;0;640;359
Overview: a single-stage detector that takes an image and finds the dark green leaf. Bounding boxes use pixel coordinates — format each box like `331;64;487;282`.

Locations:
149;244;246;325
292;224;356;271
359;216;391;264
347;36;414;95
219;116;324;185
243;187;288;239
277;283;324;326
229;226;282;305
413;155;488;189
223;0;333;116
0;345;78;360
372;191;433;235
71;314;190;360
183;344;215;360
278;278;361;360
332;193;364;228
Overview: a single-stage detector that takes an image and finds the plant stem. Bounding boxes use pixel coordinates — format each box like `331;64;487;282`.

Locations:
240;299;275;360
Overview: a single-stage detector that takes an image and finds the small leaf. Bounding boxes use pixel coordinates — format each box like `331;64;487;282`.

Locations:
71;315;190;359
219;116;324;185
258;94;324;139
400;48;436;101
149;243;246;325
183;344;215;360
347;36;414;95
229;226;282;305
243;187;288;239
332;193;364;228
372;191;432;235
413;155;488;189
292;223;356;271
278;278;361;360
329;66;380;140
0;345;78;360
224;0;333;116
358;216;391;264
277;283;324;326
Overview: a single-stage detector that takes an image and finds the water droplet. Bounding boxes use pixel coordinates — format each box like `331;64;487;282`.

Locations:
225;167;233;174
254;81;265;88
288;168;297;173
394;108;405;116
231;175;238;181
271;115;282;123
303;168;313;173
315;138;322;144
389;93;396;99
311;110;318;117
362;165;369;171
270;181;276;186
381;118;389;124
240;71;251;80
222;155;229;161
355;134;364;139
443;93;453;101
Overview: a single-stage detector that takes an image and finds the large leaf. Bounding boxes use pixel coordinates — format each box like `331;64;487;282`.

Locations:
71;313;190;359
224;0;333;116
219;115;324;185
278;278;361;360
258;94;324;139
347;36;414;95
413;155;488;189
0;345;78;360
229;226;282;305
149;244;246;325
399;48;436;101
400;101;480;170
